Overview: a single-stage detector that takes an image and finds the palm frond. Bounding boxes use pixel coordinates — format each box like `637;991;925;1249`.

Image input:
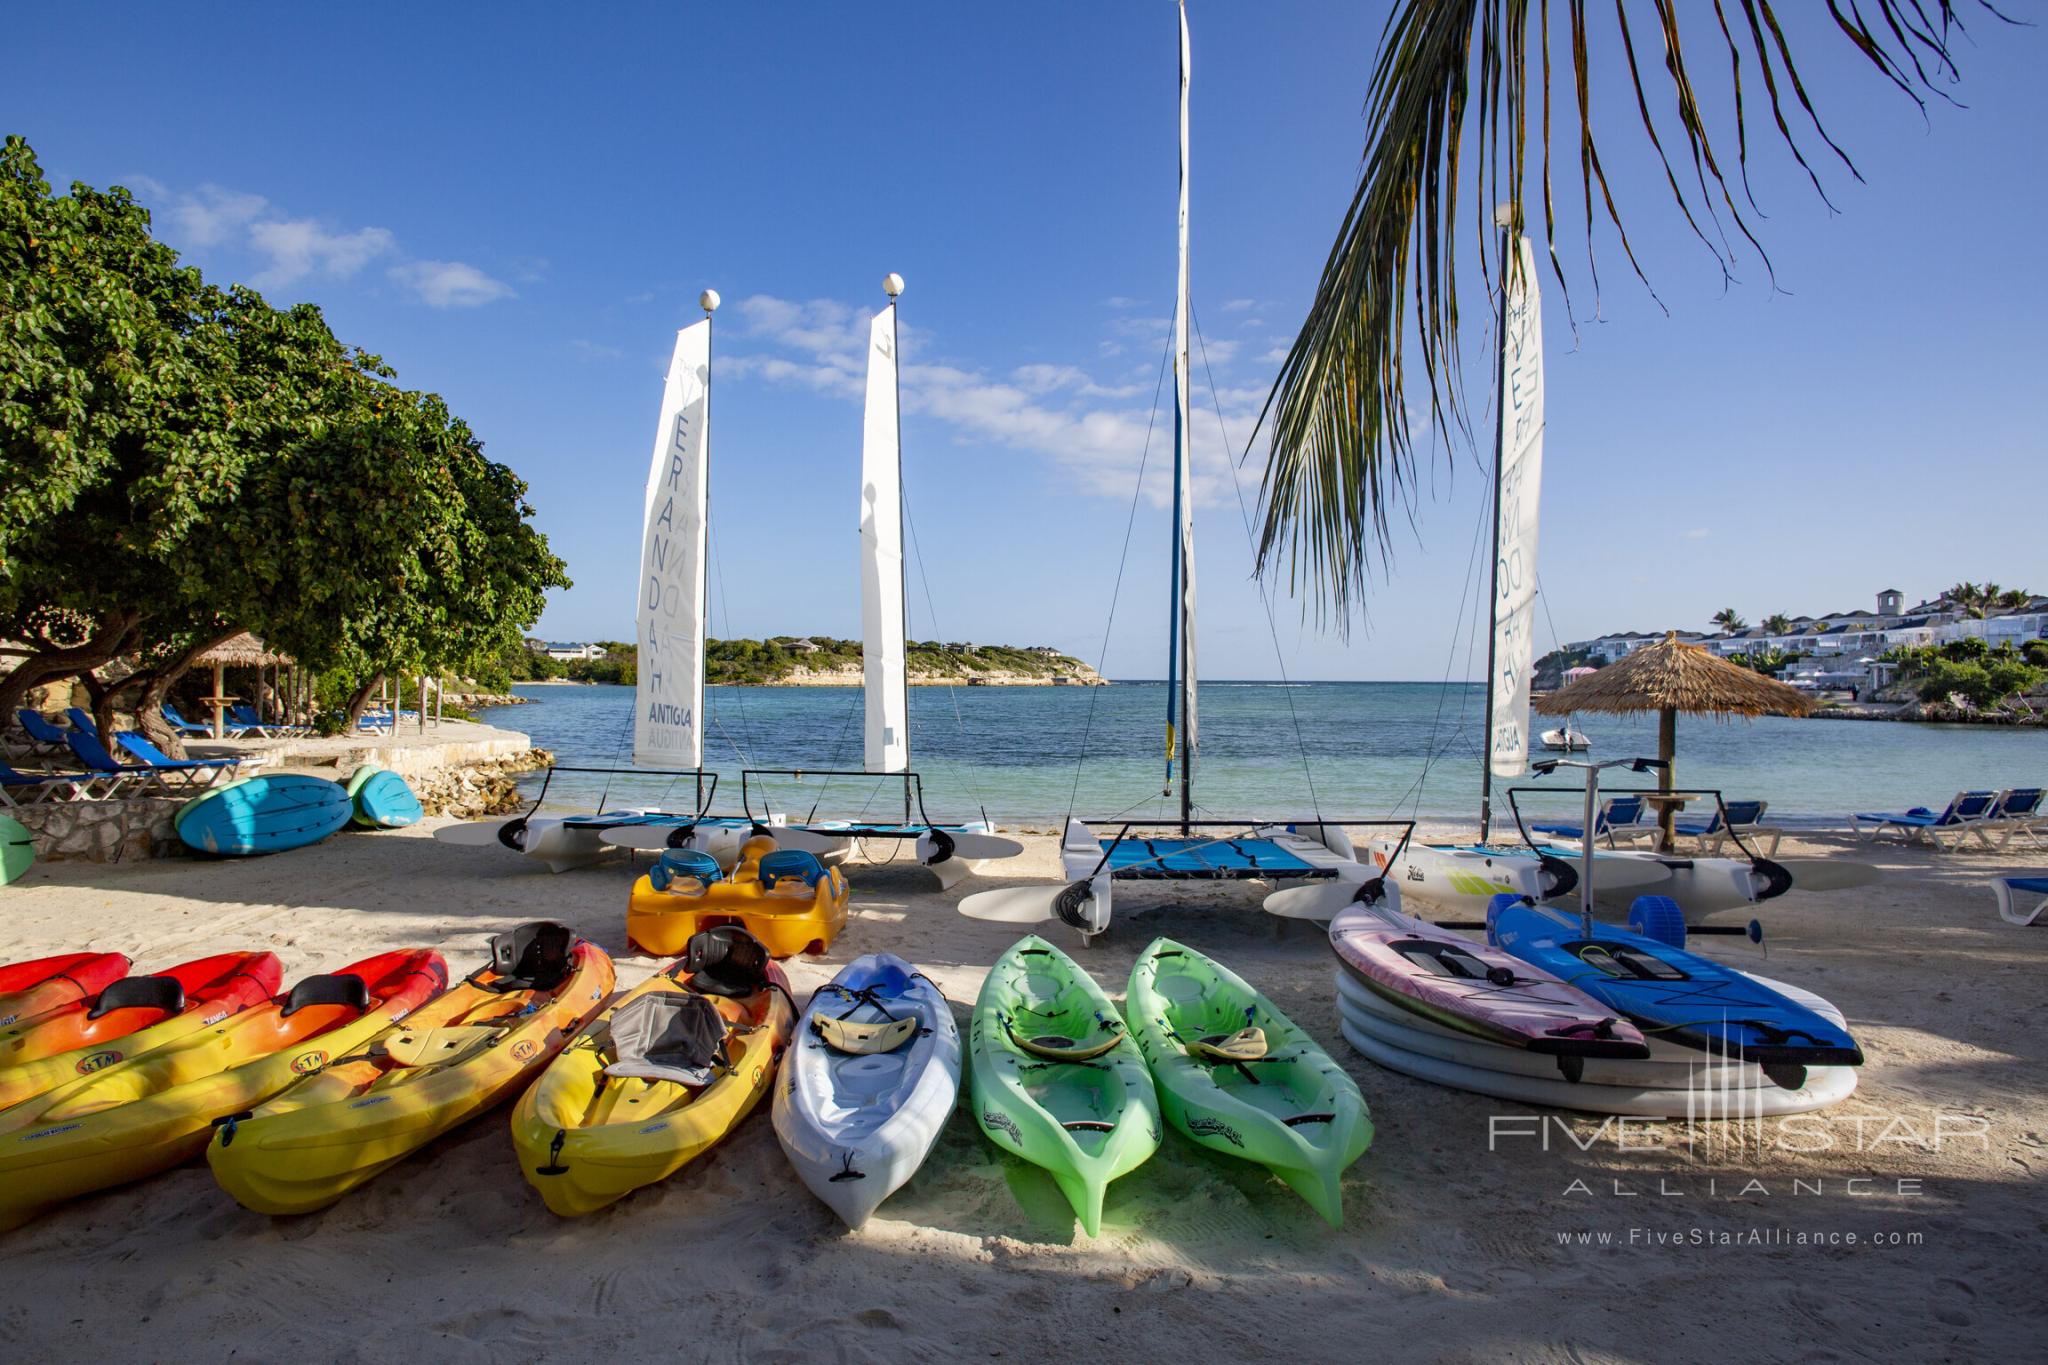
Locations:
1253;0;2010;623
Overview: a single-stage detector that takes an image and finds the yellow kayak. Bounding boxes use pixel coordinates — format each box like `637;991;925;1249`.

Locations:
0;949;445;1232
209;925;614;1215
510;928;793;1217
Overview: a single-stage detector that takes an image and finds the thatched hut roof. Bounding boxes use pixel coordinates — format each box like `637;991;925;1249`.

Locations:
192;632;293;668
1535;634;1813;719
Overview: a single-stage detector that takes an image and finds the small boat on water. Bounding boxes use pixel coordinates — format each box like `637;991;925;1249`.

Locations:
1540;724;1590;752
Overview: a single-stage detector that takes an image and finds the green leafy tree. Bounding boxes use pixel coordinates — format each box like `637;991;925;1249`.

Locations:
1710;608;1746;634
1251;5;2013;616
1761;614;1793;636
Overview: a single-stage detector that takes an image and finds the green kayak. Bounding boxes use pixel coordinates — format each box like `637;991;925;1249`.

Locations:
1;815;33;886
970;935;1160;1235
1125;937;1372;1225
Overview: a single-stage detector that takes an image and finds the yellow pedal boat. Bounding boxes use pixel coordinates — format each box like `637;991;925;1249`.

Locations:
510;927;794;1217
208;924;615;1215
627;836;848;959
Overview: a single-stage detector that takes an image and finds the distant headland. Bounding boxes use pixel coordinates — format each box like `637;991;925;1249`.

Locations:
517;638;1107;687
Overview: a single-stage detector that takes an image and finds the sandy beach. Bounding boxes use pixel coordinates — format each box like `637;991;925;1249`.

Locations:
1;823;2041;1361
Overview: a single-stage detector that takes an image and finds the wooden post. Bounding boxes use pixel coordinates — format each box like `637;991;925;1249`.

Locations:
1657;706;1677;851
211;662;226;739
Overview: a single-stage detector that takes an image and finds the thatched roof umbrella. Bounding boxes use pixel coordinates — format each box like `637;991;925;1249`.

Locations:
190;633;294;739
1535;633;1814;849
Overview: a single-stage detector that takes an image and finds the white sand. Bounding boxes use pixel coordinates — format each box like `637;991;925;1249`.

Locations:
1;826;2041;1360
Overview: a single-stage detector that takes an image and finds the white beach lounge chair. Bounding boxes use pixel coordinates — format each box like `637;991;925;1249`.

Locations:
1672;799;1783;856
1990;874;2048;927
1852;791;1998;850
1971;789;2044;852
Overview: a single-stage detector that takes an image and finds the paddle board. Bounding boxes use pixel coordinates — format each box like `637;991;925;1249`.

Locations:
176;774;353;855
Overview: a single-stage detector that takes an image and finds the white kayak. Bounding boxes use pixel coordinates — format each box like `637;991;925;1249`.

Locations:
772;953;961;1228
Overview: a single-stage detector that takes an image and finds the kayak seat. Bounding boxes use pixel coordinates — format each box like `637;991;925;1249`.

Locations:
484;920;575;993
758;849;826;891
1188;1026;1268;1064
604;992;730;1087
1003;1013;1121;1062
813;1012;917;1056
86;974;186;1020
281;973;371;1017
651;849;724;893
683;926;773;998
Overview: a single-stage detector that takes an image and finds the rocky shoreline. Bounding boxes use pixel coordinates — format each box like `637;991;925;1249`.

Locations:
411;748;555;818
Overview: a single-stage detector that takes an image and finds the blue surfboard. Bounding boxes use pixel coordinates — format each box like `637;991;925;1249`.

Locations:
1487;894;1862;1083
346;765;423;829
176;774;354;855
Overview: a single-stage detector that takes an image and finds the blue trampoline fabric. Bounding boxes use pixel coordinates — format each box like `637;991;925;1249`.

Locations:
1094;836;1328;879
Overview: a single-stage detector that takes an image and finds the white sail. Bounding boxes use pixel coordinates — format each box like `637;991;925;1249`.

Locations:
1169;0;1198;797
1487;234;1545;779
861;302;909;773
635;318;711;769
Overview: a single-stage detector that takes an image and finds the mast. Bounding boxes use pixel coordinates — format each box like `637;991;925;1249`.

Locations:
1164;0;1196;833
888;271;910;821
1479;212;1511;843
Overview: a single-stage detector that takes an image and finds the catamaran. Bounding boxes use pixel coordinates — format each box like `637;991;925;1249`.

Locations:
959;1;1410;943
438;292;771;872
1363;226;1873;923
706;275;1022;888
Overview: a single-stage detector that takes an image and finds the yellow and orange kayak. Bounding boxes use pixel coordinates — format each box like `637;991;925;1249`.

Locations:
209;926;614;1214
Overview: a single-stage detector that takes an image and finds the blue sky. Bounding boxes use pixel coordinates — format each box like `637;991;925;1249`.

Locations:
9;3;2043;679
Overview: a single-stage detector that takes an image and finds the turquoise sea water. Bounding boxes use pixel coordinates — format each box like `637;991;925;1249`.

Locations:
476;682;2048;827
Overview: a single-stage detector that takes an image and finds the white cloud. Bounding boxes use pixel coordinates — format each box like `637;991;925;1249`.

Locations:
388;259;514;308
131;174;512;308
1683;528;1710;540
1260;345;1290;364
570;338;624;362
249;219;395;287
165;184;268;246
1104;296;1142;309
1222;298;1256;312
723;292;1271;509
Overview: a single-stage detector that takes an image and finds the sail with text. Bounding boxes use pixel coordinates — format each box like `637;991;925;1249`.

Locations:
1488;234;1545;779
635;319;710;769
861;299;910;772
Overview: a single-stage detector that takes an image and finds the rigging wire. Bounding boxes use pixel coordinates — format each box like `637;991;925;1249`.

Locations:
1064;338;1174;826
1191;304;1321;823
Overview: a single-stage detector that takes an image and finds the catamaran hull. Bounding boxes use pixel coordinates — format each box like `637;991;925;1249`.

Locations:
1363;840;1673;921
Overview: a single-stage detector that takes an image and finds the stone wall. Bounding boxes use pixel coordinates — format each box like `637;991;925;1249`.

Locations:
11;796;184;862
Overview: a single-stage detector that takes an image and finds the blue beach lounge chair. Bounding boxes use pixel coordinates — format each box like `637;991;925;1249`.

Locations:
226;704;278;738
1991;874;2048;927
0;760;106;806
160;703;215;739
1852;791;1998;849
115;733;240;787
1673;799;1782;856
62;730;172;795
14;709;73;755
1972;789;2044;851
63;707;102;737
1530;794;1651;847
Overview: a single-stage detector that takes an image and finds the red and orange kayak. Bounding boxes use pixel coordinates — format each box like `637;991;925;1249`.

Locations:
0;949;446;1230
0;953;132;1030
0;952;284;1104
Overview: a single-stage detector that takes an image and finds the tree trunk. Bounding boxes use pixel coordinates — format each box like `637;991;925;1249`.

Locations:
107;627;242;759
85;670;123;753
0;611;141;722
344;674;384;730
